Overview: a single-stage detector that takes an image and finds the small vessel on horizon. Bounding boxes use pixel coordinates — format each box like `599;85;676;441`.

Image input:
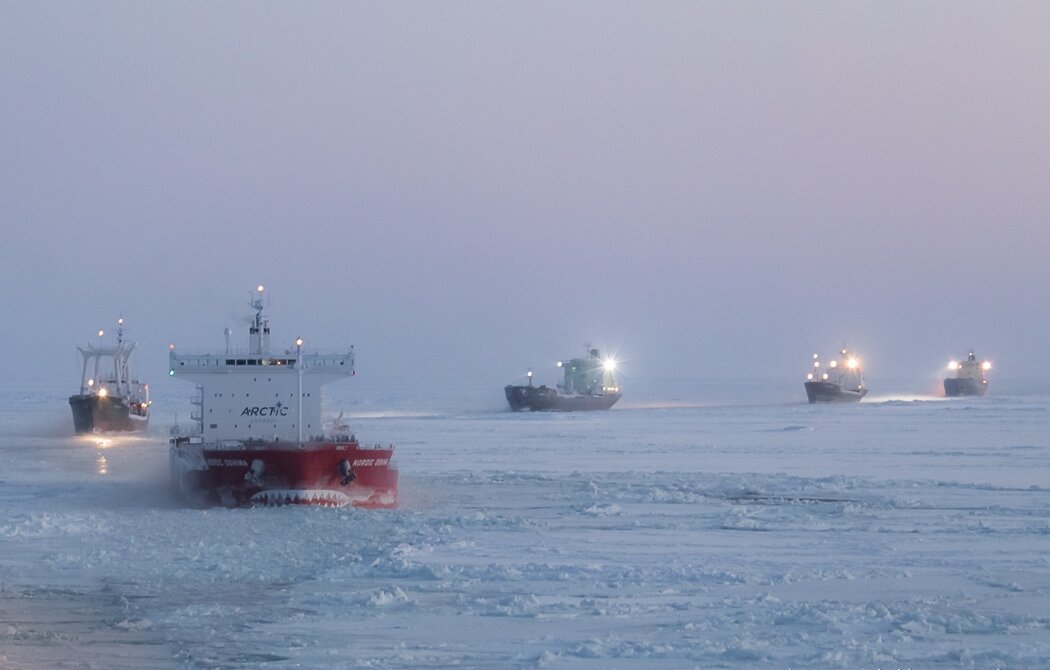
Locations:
168;286;398;508
804;348;867;403
69;318;150;433
944;352;990;397
505;348;622;411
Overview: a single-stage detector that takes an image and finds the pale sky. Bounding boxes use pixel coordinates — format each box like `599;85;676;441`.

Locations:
2;2;1048;391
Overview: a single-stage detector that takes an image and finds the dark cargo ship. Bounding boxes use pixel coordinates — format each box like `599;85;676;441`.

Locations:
804;349;867;403
505;348;622;411
69;318;150;433
944;352;990;397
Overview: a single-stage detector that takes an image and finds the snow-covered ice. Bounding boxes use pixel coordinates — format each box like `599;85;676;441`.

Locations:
1;378;1049;668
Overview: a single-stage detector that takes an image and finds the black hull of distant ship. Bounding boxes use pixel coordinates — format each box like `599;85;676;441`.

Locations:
505;385;622;412
69;394;149;434
943;378;988;397
804;381;867;403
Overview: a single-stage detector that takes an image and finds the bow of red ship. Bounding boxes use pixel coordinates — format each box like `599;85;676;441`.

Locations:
171;437;398;509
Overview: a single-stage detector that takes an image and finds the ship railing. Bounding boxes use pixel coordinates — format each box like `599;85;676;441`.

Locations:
171;347;354;356
358;443;396;451
170;350;355;372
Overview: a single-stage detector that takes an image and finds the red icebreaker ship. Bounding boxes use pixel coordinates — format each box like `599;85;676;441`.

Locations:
168;286;398;508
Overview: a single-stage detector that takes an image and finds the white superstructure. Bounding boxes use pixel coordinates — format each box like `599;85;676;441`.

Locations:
77;318;150;407
806;349;864;390
947;352;991;382
169;286;354;442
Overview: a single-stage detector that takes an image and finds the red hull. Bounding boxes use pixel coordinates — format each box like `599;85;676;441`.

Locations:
170;437;398;509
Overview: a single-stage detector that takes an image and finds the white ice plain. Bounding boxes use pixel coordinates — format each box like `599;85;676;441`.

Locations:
1;379;1049;668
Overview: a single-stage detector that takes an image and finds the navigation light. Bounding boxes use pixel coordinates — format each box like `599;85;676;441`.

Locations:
982;361;992;371
847;358;859;369
98;388;108;397
948;361;959;371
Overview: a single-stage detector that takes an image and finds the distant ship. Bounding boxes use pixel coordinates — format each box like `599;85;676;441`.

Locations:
168;286;398;508
505;348;622;411
944;352;990;397
69;318;150;433
804;348;867;403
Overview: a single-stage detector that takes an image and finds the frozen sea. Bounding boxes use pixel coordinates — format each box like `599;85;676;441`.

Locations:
2;376;1049;669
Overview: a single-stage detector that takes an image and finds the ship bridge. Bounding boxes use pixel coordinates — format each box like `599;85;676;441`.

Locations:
168;285;356;442
169;349;354;442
